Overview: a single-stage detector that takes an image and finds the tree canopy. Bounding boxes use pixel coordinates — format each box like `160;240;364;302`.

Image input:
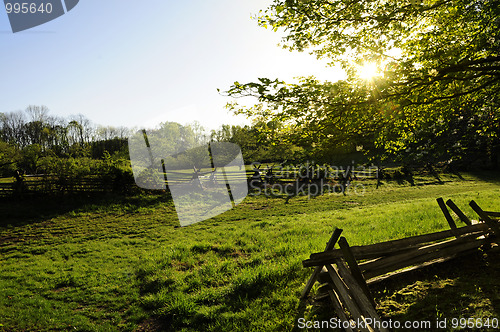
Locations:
225;0;500;167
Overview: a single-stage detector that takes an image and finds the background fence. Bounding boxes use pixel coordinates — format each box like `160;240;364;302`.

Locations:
0;164;381;198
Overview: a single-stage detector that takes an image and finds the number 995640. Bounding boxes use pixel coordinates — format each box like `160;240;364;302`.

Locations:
5;2;53;14
451;317;499;329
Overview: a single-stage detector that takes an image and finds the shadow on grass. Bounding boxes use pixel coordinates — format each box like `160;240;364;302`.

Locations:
465;170;500;185
135;258;306;331
0;192;172;229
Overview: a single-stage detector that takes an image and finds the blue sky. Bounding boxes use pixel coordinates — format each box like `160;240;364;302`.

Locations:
0;1;345;130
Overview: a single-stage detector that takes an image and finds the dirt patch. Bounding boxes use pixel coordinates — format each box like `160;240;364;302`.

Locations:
135;317;170;332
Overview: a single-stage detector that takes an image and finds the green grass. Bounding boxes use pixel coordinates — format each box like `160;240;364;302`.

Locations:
0;171;499;331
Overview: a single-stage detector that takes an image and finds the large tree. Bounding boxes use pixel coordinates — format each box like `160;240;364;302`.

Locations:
226;0;500;167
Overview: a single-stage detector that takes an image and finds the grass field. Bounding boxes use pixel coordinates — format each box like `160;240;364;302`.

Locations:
1;171;499;331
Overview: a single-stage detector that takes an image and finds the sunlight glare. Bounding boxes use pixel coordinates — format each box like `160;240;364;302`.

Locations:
357;62;382;80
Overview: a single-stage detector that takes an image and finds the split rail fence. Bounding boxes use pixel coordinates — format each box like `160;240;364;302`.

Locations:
0;175;134;197
299;198;500;332
0;164;376;198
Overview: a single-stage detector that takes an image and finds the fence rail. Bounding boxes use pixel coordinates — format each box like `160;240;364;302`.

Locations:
298;199;499;331
0;175;134;197
0;164;380;197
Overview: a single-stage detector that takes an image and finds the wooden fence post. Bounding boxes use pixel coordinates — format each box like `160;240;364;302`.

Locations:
300;228;343;299
437;198;460;238
325;264;372;332
338;237;376;308
445;199;472;226
469;200;500;236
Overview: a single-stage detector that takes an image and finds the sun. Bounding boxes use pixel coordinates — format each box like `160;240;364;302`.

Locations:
357;62;382;80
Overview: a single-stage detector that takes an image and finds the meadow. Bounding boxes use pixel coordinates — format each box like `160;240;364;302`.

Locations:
0;171;499;331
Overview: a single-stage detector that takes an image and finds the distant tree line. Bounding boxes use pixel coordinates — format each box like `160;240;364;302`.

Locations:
1;98;496;196
0;105;129;155
0;105;130;178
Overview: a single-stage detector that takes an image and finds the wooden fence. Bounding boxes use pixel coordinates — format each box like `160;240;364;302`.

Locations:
0;175;134;197
0;164;378;198
299;199;499;331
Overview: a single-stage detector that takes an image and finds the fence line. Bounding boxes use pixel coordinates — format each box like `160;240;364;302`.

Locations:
0;175;134;197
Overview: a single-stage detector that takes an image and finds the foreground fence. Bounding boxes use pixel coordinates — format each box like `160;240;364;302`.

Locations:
299;199;499;332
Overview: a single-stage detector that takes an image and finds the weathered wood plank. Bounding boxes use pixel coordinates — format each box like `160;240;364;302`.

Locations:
327;289;355;332
325;265;372;332
470;200;500;236
303;223;489;267
300;228;343;299
359;232;485;274
335;261;389;332
363;238;487;279
338;237;376;308
446;199;472;226
367;255;462;285
437;197;459;238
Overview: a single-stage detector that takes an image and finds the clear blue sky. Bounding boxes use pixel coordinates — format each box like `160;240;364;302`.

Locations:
0;1;345;130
